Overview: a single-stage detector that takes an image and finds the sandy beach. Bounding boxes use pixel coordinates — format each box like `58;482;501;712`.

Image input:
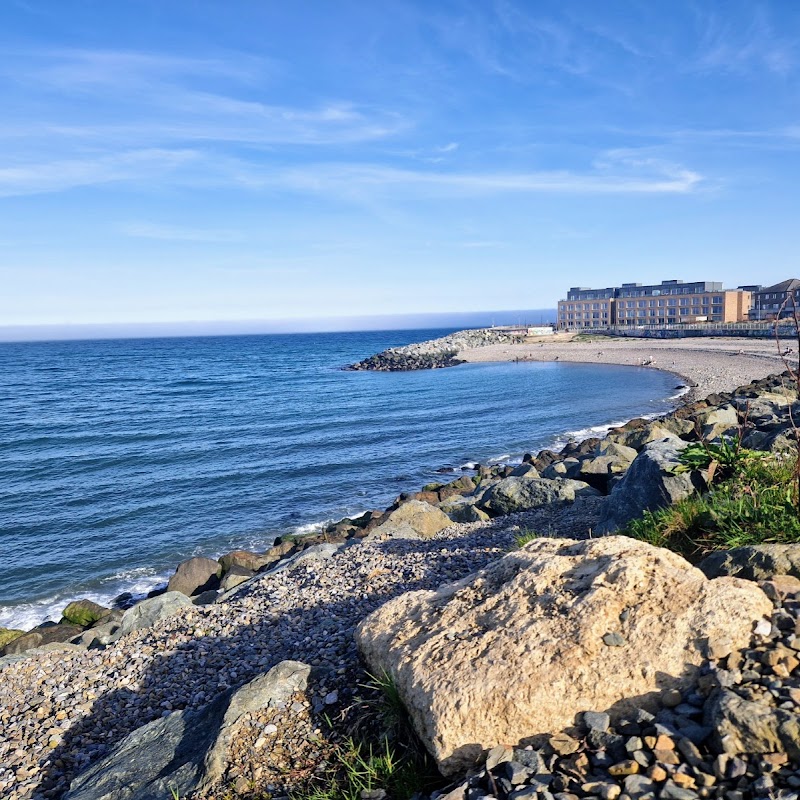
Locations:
459;334;791;401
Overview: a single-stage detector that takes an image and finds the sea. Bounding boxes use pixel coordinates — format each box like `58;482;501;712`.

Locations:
0;329;682;630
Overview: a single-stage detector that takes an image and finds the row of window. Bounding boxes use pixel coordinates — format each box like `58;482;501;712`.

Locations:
560;296;724;312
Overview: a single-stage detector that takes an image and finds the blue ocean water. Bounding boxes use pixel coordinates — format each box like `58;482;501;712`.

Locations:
0;330;680;629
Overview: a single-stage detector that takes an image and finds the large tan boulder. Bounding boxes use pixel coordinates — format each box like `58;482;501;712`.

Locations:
367;499;452;540
355;536;771;777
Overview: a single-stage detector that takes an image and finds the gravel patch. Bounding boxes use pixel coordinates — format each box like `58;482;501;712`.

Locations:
0;499;604;800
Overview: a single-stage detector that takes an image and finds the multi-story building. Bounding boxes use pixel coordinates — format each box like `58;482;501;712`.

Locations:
749;279;800;320
556;286;617;329
557;279;752;329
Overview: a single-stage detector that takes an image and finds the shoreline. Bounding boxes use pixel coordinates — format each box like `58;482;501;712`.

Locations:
458;334;787;403
1;361;798;797
1;336;782;632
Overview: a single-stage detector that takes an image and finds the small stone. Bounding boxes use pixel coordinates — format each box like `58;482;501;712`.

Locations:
609;760;640;777
263;723;278;735
754;618;772;636
654;734;675;750
549;733;580;756
485;745;513;771
504;761;533;786
324;690;339;705
660;781;698;800
583;711;611;732
623;774;655;800
653;749;680;766
672;774;696;790
661;689;682;708
582;782;621;800
603;632;626;647
647;765;668;782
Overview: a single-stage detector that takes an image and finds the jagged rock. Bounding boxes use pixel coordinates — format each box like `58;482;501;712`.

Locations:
698;544;800;581
596;438;696;534
438;495;491;523
64;660;311;800
62;599;110;628
577;443;637;493
696;405;740;442
355;536;771;777
706;689;800;760
119;592;193;637
218;550;276;574
167;557;223;596
1;623;84;656
71;620;122;649
367;499;452;540
477;477;598;517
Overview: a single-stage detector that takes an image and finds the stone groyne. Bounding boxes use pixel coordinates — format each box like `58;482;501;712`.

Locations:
345;327;525;371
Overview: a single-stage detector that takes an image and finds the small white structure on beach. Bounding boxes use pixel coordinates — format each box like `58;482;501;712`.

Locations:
526;326;554;336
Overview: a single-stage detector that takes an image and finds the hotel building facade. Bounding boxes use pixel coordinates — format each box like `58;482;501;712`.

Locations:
557;280;752;330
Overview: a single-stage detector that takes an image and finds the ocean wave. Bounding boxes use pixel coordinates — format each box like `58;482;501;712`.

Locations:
0;565;172;632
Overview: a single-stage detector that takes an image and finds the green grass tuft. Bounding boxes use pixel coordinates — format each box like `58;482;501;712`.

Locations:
513;528;541;549
624;454;800;561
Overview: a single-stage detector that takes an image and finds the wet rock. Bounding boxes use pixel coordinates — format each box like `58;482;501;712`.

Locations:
61;599;110;628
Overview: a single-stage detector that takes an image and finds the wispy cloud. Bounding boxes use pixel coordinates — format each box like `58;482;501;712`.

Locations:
0;149;199;197
119;221;243;243
691;6;796;76
268;161;703;197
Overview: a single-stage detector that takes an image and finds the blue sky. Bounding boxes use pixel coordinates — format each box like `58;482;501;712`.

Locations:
1;1;799;333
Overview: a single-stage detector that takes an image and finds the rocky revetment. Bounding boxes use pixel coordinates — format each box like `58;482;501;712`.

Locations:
2;367;800;799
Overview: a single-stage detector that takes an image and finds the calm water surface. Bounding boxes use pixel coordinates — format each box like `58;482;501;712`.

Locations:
0;330;680;628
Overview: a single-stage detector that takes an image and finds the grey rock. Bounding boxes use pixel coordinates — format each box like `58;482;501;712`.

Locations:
623;774;656;800
698;544;800;581
119;592;193;637
266;543;344;574
583;711;611;733
65;660;311;800
219;565;255;592
167;556;223;596
706;688;800;760
597;438;695;534
478;477;598;517
1;623;84;656
510;463;540;478
439;495;491;523
367;500;453;540
542;458;581;480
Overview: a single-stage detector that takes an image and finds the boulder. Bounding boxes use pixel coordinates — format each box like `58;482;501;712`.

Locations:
64;660;311;800
576;444;636;493
367;499;452;540
71;620;122;649
355;536;770;777
477;477;598;517
1;623;84;656
706;689;800;760
698;544;800;581
62;599;110;628
218;550;275;574
618;425;683;451
264;543;344;576
509;463;540;478
596;438;696;534
220;565;255;591
438;495;491;523
167;557;223;596
541;458;580;480
696;404;740;442
119;592;193;637
0;628;24;650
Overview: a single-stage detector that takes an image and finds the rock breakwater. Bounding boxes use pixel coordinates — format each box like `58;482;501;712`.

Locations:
346;327;525;371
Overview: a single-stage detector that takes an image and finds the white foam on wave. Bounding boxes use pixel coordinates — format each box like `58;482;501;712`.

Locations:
0;565;172;632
